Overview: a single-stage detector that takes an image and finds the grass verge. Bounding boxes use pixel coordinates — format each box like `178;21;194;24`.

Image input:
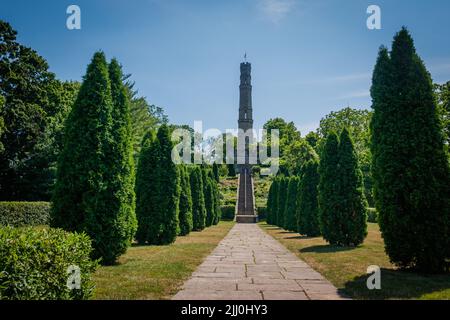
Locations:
259;222;450;300
93;221;235;299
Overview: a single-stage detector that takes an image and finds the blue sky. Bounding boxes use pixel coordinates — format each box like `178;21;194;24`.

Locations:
2;0;450;135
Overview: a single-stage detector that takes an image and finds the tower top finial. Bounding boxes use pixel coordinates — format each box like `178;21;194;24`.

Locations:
244;52;247;62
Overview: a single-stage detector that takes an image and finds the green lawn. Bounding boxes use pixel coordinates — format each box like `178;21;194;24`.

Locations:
93;221;235;299
259;222;450;300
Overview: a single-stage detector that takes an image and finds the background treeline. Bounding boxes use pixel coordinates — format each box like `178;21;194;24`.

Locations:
265;28;450;273
0;20;167;202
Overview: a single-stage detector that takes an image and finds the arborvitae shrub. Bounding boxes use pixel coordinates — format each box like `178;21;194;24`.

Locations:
284;176;299;232
190;166;206;230
52;51;113;232
266;180;276;224
52;52;135;264
277;177;288;227
154;124;180;244
178;165;193;236
213;179;221;225
135;131;160;244
371;28;450;272
106;58;137;245
297;159;321;236
83;58;137;264
335;128;367;246
135;125;180;245
318;132;340;243
204;177;215;227
270;179;279;226
318;130;368;246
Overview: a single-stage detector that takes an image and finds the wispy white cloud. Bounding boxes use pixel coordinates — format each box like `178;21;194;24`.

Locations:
258;0;296;23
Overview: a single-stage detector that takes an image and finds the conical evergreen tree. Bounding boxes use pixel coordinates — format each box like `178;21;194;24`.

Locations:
135;131;160;244
270;179;280;226
297;159;321;237
266;180;276;224
135;125;180;245
213;185;221;225
52;52;136;263
52;52;113;232
371;28;450;272
190;166;206;230
156;124;180;244
211;172;221;225
82;58;137;264
205;176;215;227
277;177;288;228
318;132;340;243
284;176;300;232
335;128;367;246
178;165;193;236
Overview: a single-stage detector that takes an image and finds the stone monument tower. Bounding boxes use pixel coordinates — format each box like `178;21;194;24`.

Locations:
238;62;253;134
236;60;257;223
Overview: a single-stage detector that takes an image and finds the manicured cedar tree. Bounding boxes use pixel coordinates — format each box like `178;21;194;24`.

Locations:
334;128;367;246
83;58;137;263
178;165;193;236
270;179;280;226
135;131;160;244
297;159;321;237
154;124;180;244
204;176;215;227
266;180;276;224
52;52;136;263
190;166;206;231
371;28;450;272
284;176;300;232
277;177;288;228
318;132;340;243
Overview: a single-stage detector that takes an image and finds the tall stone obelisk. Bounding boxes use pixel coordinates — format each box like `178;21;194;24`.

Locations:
236;60;257;223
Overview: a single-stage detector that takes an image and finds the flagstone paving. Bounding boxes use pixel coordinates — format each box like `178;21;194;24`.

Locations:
172;224;348;300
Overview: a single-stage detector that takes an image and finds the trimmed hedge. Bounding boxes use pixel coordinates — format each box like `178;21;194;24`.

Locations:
367;208;378;223
0;202;50;227
220;205;235;221
0;226;98;300
257;206;267;221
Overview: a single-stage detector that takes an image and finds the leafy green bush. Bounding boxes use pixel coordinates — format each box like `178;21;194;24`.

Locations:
0;226;98;300
367;208;378;223
220;206;235;221
0;202;50;227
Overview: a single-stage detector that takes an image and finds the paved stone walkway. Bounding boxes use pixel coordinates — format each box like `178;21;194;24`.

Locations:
173;224;347;300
